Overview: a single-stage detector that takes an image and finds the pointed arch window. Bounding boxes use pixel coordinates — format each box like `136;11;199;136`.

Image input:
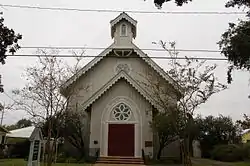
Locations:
120;24;127;36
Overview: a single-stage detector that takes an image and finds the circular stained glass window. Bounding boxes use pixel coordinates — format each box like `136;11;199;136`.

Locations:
112;103;131;121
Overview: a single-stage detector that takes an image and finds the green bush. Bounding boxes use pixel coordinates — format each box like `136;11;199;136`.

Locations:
242;142;250;159
211;144;244;162
7;140;30;158
0;149;4;159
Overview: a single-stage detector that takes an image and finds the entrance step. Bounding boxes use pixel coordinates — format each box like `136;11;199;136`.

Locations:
97;156;144;165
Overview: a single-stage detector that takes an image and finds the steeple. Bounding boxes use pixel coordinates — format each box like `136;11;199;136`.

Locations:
110;12;137;46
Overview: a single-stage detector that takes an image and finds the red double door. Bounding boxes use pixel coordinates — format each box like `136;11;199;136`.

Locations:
108;124;135;157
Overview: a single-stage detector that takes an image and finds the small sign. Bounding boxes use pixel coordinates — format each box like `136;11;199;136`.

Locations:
145;141;153;147
28;127;43;166
32;140;40;161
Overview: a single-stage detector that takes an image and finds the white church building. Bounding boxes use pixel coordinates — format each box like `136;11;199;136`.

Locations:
60;12;181;159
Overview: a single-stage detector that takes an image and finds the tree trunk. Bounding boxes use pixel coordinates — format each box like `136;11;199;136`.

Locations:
46;118;53;166
53;139;58;163
46;140;53;166
156;145;164;160
180;138;192;166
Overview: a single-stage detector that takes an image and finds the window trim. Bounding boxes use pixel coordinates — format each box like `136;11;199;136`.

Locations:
112;103;132;121
120;24;127;36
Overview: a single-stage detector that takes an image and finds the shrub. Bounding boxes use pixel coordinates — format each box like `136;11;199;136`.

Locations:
242;142;250;159
211;144;244;162
0;149;4;159
7;140;30;158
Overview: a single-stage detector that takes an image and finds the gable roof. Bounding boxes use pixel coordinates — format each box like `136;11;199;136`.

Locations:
60;43;115;94
132;44;183;94
81;70;162;111
110;12;137;38
60;43;183;95
110;12;137;27
6;126;35;138
242;129;250;135
29;127;43;141
0;126;9;133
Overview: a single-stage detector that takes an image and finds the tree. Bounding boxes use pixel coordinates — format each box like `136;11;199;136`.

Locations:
0;12;22;92
42;110;86;160
237;114;250;129
16;118;32;128
153;0;192;8
150;110;185;160
153;0;250;9
150;0;250;85
42;115;62;138
195;115;242;158
140;41;226;165
3;118;32;130
3;124;18;131
218;20;250;83
0;13;22;65
11;49;87;166
62;110;86;159
225;0;250;9
156;41;226;115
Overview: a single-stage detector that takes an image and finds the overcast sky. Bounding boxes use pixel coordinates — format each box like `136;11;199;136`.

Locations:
0;0;249;125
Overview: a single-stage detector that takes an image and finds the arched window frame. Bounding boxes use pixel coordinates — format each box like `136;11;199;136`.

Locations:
120;24;127;36
112;103;132;121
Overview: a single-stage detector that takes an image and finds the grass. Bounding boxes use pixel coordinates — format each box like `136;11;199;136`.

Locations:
191;158;250;166
0;159;90;166
149;158;250;166
1;158;250;166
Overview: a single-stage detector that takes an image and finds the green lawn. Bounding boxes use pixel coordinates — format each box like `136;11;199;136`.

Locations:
150;158;250;166
0;159;89;166
191;158;250;166
1;158;250;166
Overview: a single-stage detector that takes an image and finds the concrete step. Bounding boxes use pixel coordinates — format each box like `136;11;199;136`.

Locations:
99;157;142;161
94;164;145;166
97;156;144;165
96;160;144;164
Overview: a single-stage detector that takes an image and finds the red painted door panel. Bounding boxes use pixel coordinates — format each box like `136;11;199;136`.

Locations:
108;124;135;156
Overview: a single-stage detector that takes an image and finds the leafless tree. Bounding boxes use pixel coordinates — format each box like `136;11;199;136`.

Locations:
140;41;227;165
10;49;88;166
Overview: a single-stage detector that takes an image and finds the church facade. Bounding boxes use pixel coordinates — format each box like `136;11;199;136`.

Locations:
61;12;181;158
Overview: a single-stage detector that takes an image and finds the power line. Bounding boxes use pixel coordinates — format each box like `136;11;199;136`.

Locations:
5;54;228;61
21;46;221;53
3;92;17;104
0;95;26;123
1;93;20;124
0;4;246;15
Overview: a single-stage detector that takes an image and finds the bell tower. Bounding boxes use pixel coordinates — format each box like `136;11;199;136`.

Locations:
110;12;137;47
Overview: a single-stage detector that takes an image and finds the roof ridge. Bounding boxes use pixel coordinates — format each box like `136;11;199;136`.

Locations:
110;12;137;25
60;43;182;97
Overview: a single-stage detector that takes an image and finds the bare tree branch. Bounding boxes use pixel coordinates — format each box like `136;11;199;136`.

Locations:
139;41;227;165
10;49;88;166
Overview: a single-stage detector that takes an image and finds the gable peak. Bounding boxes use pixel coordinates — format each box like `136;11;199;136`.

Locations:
110;12;137;45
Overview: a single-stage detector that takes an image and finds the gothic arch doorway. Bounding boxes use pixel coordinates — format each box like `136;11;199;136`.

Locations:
100;96;142;157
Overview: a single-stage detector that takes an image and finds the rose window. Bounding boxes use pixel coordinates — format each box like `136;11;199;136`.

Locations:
112;103;131;121
115;63;131;74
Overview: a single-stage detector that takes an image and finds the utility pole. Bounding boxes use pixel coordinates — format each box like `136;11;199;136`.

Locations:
0;75;3;93
0;103;4;125
0;75;4;124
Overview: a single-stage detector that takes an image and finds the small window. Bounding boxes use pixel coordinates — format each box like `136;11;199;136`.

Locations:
121;24;127;36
